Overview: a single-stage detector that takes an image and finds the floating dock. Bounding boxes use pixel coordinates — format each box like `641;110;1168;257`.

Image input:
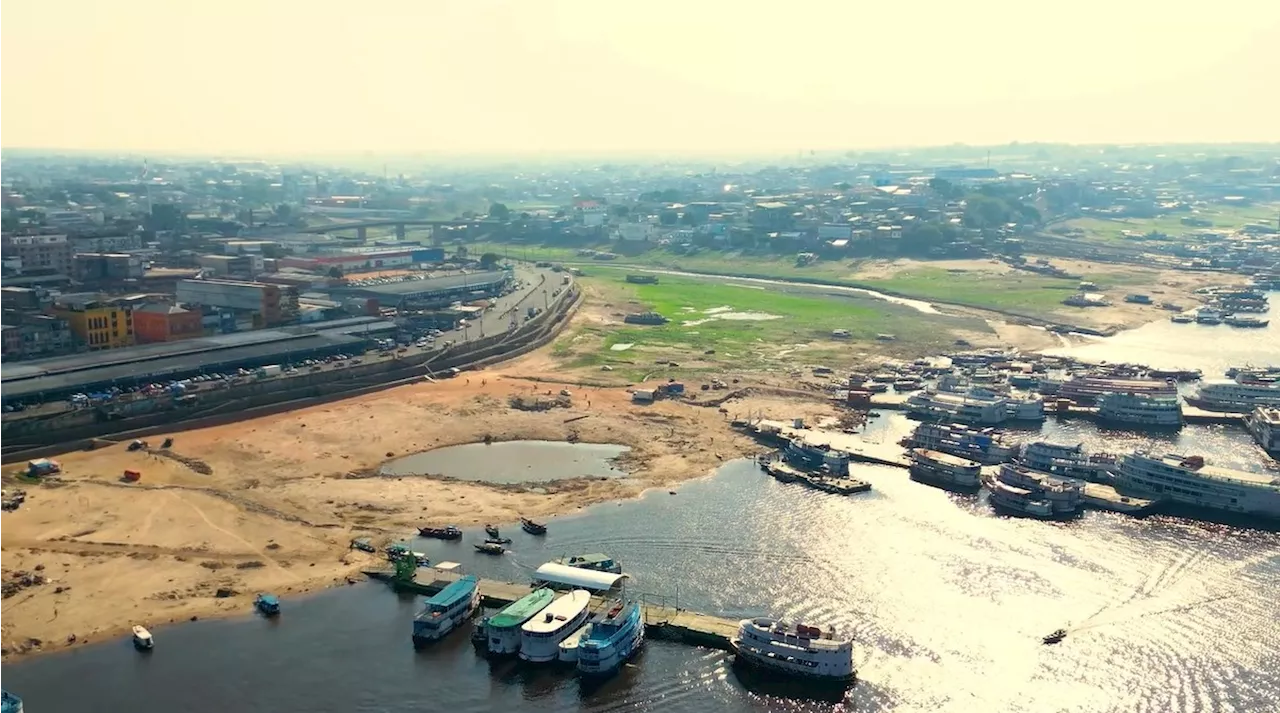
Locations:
364;570;740;651
761;458;872;495
751;420;910;469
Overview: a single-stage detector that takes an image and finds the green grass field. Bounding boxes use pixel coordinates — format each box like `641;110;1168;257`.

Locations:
1058;202;1279;244
553;269;982;377
852;267;1078;312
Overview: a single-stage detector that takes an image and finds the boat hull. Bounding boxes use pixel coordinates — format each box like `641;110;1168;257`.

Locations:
731;642;857;686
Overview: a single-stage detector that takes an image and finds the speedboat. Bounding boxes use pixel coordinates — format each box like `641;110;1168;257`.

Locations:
484;524;501;539
1043;628;1067;645
1;689;22;713
132;624;154;650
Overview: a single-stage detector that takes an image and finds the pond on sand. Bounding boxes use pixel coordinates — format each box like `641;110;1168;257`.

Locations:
380;440;631;484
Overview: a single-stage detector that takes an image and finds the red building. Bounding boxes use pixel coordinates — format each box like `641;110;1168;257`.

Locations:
132;303;203;343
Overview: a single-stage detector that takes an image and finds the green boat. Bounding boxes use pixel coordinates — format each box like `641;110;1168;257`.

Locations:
482;588;556;656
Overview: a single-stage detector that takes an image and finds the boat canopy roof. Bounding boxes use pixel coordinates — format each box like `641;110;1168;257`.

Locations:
533;562;626;591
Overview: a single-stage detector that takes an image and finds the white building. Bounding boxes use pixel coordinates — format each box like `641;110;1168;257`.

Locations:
616;223;655;242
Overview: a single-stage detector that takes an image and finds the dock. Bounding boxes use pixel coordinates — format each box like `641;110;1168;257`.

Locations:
762;458;872;495
753;420;910;468
363;569;740;651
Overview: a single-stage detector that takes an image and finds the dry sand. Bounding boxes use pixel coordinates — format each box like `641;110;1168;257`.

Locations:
1;354;768;660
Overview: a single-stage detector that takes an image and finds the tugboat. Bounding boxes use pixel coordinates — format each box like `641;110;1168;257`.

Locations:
418;525;463;540
255;593;281;617
1042;628;1067;645
474;542;506;555
484;524;501;539
132;624;155;651
521;518;548;535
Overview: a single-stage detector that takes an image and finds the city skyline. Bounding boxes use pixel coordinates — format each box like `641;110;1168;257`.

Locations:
3;0;1280;155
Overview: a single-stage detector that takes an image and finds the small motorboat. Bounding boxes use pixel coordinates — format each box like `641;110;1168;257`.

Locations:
2;689;24;713
1042;628;1067;645
418;525;463;540
521;518;547;535
484;537;512;545
132;625;154;650
255;593;281;617
474;542;506;555
484;524;501;539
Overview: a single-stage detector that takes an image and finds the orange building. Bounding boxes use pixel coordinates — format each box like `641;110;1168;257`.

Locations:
132;303;203;343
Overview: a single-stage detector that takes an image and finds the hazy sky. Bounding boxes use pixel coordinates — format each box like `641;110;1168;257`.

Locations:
4;0;1279;156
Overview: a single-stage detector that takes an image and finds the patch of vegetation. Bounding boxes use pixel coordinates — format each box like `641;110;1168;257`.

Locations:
853;267;1078;313
553;270;981;374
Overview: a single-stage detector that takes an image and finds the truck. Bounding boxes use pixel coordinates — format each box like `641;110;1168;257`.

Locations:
257;364;283;378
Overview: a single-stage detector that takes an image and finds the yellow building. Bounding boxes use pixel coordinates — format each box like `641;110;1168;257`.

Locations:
53;300;134;350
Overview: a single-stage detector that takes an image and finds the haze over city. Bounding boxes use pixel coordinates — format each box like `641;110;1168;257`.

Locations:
4;0;1279;156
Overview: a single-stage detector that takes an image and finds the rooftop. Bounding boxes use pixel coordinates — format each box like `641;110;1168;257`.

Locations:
532;562;626;592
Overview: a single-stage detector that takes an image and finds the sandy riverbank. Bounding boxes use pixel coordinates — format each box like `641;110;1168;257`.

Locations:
2;350;819;660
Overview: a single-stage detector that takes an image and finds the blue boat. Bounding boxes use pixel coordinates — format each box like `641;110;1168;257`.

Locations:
1;690;23;713
412;575;481;646
255;593;281;616
576;600;645;676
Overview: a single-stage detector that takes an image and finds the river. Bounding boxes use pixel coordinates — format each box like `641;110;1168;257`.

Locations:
6;449;1279;713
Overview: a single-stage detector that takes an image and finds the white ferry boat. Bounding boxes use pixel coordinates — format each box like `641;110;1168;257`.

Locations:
996;463;1084;516
1186;379;1280;412
981;471;1054;519
1096;392;1183;428
1019;441;1117;482
1056;376;1177;405
518;589;592;663
557;622;593;663
909;448;981;490
906;388;1044;425
908;423;1017;465
731;617;856;685
577;600;645;677
1247;407;1280;457
1115;452;1280;519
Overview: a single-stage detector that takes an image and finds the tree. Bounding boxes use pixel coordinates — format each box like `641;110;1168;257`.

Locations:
479;252;501;269
454;245;469;259
488;202;511;221
659;210;679;226
273;203;292;222
327;265;344;278
610;204;630;218
901;223;946;255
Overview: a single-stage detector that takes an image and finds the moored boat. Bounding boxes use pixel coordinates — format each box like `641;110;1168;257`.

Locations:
731;617;856;685
521;518;548;535
1;690;22;713
553;553;622;574
485;587;557;656
1114;452;1280;519
518;589;593;663
982;472;1054;519
484;524;501;539
1247;407;1280;457
908;448;981;490
255;593;281;616
418;525;462;540
1043;629;1067;645
132;624;154;650
909;422;1017;465
558;622;593;663
412;575;481;646
1095;392;1183;429
474;542;506;555
577;600;645;677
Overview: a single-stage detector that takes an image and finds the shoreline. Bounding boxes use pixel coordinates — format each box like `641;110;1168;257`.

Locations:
1;357;779;662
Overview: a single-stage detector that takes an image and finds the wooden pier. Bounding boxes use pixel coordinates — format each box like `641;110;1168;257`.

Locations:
363;569;740;651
